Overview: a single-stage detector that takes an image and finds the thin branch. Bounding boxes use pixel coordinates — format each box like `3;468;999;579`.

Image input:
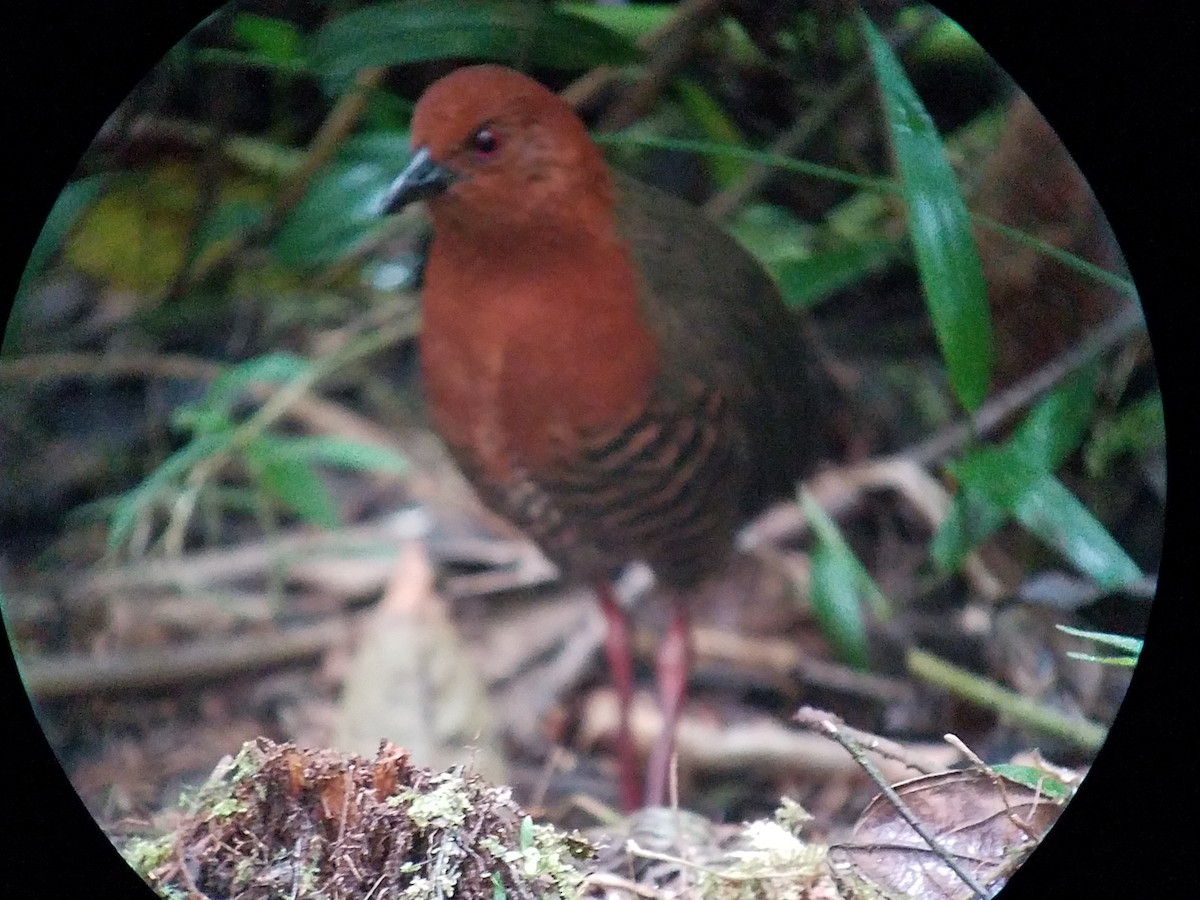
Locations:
598;0;728;132
794;706;992;899
906;649;1107;752
20;619;350;700
704;11;938;219
560;0;726;112
902;302;1146;469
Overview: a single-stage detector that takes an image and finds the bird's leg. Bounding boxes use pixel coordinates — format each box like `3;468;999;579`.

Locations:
644;597;691;807
597;580;642;811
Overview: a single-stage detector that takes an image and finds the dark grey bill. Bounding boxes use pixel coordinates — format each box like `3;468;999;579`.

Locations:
380;146;456;214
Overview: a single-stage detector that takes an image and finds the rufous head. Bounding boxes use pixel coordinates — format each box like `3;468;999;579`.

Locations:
381;65;612;234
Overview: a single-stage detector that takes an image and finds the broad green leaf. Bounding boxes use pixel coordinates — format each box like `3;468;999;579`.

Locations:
772;238;895;309
232;13;306;65
907;16;988;66
932;365;1100;570
247;444;340;528
257;435;409;476
108;433;231;553
560;2;674;42
859;13;992;411
312;1;638;94
1085;392;1165;476
800;489;891;669
274;132;413;269
951;447;1142;589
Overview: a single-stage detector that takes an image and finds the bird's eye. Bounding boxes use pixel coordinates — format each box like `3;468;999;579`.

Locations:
471;126;502;160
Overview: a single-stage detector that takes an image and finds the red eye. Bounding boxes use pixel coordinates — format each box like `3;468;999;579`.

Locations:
472;126;502;159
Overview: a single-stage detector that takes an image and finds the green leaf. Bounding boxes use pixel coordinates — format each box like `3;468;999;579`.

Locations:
232;13;306;66
247;443;340;528
859;12;992;411
1085;392;1165;476
929;483;1006;571
108;433;232;554
951;447;1142;590
177;353;313;432
274;131;412;269
1060;621;1146;668
727;204;816;269
800;489;891;669
1056;624;1144;656
492;873;507;900
931;365;1100;570
257;435;409;476
988;765;1072;801
772;238;895;309
274;162;396;268
195;198;267;260
312;1;638;94
675;80;747;188
519;815;534;851
1066;652;1139;668
560;2;674;42
1007;363;1100;469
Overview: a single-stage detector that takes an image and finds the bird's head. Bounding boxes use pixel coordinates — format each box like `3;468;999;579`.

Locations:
381;65;612;235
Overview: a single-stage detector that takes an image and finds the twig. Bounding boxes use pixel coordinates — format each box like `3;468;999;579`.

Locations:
906;647;1107;751
579;691;960;779
171;66;385;294
561;0;724;112
624;838;799;884
703;11;938;219
0;351;220;384
158;307;420;554
902;302;1146;469
794;707;992;899
943;734;1046;842
19;618;350;700
65;510;430;602
577;871;667;898
598;0;728;132
273;67;386;217
0;350;412;459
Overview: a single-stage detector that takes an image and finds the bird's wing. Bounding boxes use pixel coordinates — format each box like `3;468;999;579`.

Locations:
610;170;824;511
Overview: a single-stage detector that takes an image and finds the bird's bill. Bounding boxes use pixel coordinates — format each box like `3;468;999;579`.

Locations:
380;146;456;213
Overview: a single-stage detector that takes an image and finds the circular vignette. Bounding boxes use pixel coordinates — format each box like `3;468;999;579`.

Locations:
1;2;1194;898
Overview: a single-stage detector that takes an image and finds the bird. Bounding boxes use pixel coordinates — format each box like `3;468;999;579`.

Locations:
381;64;827;810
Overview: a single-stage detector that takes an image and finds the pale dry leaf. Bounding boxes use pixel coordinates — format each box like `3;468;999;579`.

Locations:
334;541;505;782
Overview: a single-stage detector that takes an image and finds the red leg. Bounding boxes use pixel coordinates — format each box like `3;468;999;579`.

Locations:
597;581;641;811
644;598;691;807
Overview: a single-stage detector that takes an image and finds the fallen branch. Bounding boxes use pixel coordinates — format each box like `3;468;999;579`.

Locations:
19;618;350;700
